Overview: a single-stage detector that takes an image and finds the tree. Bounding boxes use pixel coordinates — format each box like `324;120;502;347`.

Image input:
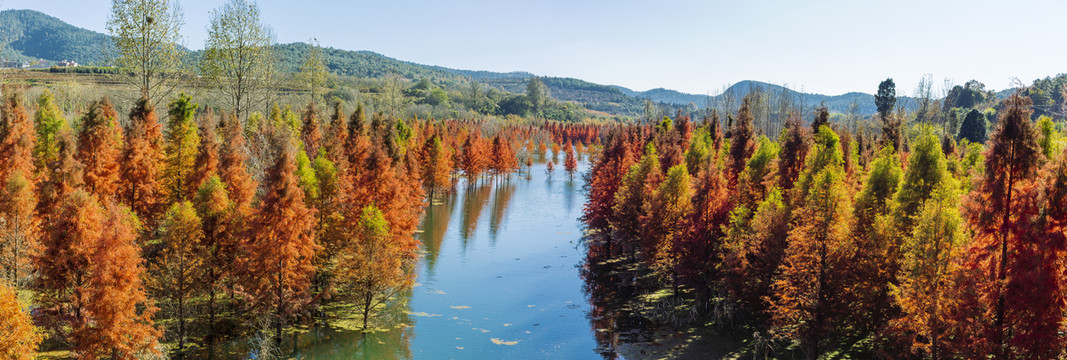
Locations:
38;131;84;214
564;140;577;178
0;88;38;288
848;146;902;329
422;135;452;197
335;205;415;330
891;180;968;359
956;94;1052;358
460;131;488;181
0;86;37;183
893;127;949;235
243;136;318;344
36;191;160;359
729;95;756;184
186;109;220;199
297;39;328;105
192;176;233;359
737;136;778;209
876;78;897;121
0;172;37;288
32;90;69;173
876;79;902;151
776;115;811;193
767;126;852;360
149;201;204;359
811;106;829;132
526;76;549;116
219;113;256;216
642;164;693;294
79;203;161;359
163;93;200;201
0;281;40;360
76;97;124;200
958;109;986;144
611;144;661;259
720;188;789;315
201;0;275;120
119;97;166;223
301;103;323;156
107;0;184;105
582;132;635;237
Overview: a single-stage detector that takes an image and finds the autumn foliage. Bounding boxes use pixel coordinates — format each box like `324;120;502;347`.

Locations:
580;91;1067;359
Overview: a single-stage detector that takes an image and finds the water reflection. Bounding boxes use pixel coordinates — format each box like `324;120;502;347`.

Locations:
296;161;602;360
421;192;457;276
459;182;493;247
488;180;516;245
297;296;414;359
581;235;656;360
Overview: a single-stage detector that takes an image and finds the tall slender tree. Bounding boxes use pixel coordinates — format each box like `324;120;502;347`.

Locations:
243;135;319;344
163;93;200;202
119;97;166;223
76;97;124;200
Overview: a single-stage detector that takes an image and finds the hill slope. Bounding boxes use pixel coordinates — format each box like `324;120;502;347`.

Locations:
0;9;114;64
1;8;913;117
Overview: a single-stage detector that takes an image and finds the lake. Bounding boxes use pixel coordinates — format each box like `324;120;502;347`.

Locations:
295;160;603;359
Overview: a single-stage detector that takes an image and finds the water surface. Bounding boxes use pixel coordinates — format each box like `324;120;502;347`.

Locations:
297;161;598;359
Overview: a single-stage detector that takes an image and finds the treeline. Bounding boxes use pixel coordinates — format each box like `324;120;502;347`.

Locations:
581;90;1067;359
0;84;588;359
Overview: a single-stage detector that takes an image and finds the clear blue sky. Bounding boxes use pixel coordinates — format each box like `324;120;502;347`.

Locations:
9;0;1066;96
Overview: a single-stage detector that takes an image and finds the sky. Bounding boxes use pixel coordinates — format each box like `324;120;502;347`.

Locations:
7;0;1067;96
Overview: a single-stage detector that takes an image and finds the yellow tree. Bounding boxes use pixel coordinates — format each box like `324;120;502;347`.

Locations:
163;94;200;202
335;205;416;330
891;179;968;359
767;126;853;360
149;201;204;359
0;281;40;360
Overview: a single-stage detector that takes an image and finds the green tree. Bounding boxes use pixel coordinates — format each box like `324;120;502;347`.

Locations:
32;90;69;173
876;78;897;121
526;76;549;116
958;109;987;144
107;0;185;105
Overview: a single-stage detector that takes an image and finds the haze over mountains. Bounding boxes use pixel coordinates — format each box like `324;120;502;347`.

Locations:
1;8;916;116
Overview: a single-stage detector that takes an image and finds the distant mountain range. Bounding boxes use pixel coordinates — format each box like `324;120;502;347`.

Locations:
1;8;915;116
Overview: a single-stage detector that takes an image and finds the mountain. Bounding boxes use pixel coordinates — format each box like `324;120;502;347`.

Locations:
0;9;114;64
1;8;913;117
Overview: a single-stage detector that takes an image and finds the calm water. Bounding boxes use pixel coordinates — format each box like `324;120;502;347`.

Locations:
296;160;600;359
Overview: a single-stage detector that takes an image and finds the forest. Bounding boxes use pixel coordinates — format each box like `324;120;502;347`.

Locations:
0;81;602;359
580;77;1067;359
3;0;1067;359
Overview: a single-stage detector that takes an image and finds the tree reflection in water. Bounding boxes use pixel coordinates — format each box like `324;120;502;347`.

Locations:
581;233;655;360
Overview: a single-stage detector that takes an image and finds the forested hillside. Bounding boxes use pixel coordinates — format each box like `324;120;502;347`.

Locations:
1;9;929;120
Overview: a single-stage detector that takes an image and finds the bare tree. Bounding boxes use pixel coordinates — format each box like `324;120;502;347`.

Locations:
913;74;935;124
200;0;276;121
297;38;328;107
107;0;185;106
